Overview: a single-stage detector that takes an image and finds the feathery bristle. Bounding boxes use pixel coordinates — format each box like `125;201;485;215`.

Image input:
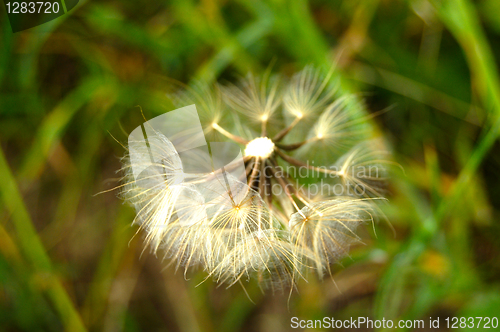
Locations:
221;73;281;123
289;199;374;277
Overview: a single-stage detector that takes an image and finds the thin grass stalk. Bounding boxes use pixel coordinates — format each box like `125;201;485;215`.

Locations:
0;146;87;332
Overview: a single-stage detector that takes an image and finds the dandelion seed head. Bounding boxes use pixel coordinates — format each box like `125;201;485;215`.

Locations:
116;66;391;292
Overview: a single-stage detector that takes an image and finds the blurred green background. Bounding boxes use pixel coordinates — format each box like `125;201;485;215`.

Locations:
1;0;500;331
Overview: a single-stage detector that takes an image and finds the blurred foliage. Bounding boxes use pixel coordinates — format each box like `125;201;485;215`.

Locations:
1;0;500;331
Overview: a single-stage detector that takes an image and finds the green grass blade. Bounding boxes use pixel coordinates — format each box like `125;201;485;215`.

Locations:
0;145;87;332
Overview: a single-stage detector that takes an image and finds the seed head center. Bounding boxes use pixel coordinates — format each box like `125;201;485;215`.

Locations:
244;137;275;159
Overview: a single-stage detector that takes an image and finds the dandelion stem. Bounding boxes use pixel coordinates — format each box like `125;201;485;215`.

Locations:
247;157;261;191
245;157;256;176
275;137;318;151
271;163;330;220
212;123;249;145
258;160;266;198
267;158;318;212
267;159;304;217
263;162;273;207
276;171;311;207
257;162;266;232
273;116;302;142
261;119;267;137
